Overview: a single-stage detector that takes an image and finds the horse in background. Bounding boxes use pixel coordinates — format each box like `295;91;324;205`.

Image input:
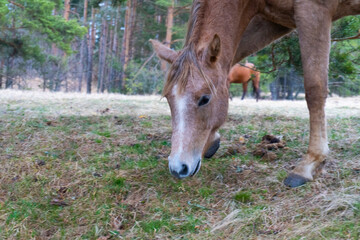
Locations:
228;62;260;101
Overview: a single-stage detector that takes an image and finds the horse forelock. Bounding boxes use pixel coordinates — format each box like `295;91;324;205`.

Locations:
163;46;195;96
162;0;216;97
162;45;216;97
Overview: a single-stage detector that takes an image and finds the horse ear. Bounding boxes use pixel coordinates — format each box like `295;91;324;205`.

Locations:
207;34;221;64
150;39;177;64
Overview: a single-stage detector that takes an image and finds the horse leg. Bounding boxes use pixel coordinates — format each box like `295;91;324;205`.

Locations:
255;86;260;102
284;2;332;188
241;82;248;100
253;73;260;101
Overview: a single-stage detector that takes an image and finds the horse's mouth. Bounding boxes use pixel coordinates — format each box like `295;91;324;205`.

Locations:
191;160;201;177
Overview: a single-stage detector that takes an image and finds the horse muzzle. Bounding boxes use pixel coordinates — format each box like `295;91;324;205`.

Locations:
169;158;201;179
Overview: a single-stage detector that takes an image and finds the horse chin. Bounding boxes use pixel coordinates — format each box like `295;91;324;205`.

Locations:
191;160;201;177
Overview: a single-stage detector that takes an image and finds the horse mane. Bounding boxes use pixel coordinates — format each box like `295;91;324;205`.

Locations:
185;0;206;46
163;0;215;97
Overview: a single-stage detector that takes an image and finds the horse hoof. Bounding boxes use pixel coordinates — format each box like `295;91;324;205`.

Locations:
284;173;309;188
204;138;220;159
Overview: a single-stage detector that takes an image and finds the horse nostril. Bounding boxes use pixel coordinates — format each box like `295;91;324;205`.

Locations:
179;164;188;176
169;163;190;179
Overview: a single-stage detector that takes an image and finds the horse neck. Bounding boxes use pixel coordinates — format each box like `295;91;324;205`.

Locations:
187;0;260;70
334;1;360;20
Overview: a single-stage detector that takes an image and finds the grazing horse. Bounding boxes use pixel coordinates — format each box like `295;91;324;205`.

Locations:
228;62;260;101
151;0;360;187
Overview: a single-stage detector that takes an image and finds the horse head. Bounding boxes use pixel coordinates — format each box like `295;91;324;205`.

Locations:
151;35;229;179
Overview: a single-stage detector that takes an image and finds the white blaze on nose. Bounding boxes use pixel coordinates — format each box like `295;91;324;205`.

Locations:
169;85;203;177
173;85;188;154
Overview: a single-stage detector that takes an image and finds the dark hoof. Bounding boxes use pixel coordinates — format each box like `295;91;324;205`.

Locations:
204;138;220;159
284;173;309;188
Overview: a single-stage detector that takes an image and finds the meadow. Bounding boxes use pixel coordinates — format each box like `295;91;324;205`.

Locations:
0;90;359;239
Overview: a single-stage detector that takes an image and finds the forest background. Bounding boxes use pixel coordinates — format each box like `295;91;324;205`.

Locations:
0;0;359;98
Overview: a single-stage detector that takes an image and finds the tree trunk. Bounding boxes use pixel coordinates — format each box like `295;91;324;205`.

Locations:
64;0;71;21
59;0;71;92
120;0;134;91
97;3;108;93
86;8;96;94
161;0;174;72
0;60;3;89
78;0;88;92
54;63;62;91
43;76;46;91
128;0;137;64
51;8;58;57
5;57;13;89
108;7;120;92
5;17;16;89
48;9;57;91
107;27;114;92
165;2;174;46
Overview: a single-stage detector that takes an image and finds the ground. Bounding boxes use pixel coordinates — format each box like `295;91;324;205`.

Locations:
0;90;359;239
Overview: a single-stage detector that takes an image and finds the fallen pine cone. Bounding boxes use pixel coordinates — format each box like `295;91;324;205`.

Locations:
253;148;267;157
262;151;277;161
222;143;247;157
100;108;110;114
239;136;246;144
262;135;281;143
262;142;285;150
50;199;69;207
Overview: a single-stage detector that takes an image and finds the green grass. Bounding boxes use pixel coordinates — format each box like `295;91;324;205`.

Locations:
106;176;127;194
320;221;360;239
198;187;216;198
276;169;288;182
0;92;359;239
94;130;112;138
234;191;253;203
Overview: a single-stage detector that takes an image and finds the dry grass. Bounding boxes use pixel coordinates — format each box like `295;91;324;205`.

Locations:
0;90;359;239
1;89;360;118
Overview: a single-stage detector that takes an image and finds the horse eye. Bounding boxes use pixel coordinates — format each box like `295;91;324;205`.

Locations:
198;95;211;107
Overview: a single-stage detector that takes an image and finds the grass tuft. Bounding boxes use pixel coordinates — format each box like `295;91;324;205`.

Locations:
234;191;253;203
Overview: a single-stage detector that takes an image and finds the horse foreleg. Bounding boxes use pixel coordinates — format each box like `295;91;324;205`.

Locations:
255;87;260;102
229;92;233;101
253;73;260;102
284;2;332;188
241;82;248;100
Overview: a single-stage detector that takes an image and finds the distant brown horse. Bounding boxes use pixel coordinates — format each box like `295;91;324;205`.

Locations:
228;62;260;101
151;0;360;188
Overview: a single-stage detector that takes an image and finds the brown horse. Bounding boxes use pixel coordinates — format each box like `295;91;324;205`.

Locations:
228;62;260;101
151;0;360;187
